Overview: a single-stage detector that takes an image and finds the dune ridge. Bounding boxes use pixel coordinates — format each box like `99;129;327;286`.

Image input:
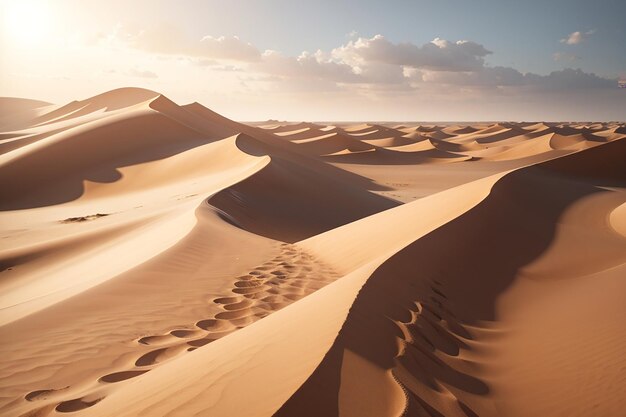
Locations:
0;88;624;417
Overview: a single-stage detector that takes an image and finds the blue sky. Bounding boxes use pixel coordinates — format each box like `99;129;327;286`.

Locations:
1;0;625;120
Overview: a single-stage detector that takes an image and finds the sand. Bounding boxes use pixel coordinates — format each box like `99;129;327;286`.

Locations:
0;87;625;417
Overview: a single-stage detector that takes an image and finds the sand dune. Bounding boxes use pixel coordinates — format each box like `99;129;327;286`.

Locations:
0;98;54;132
280;140;626;416
208;135;398;242
290;132;375;155
0;88;625;417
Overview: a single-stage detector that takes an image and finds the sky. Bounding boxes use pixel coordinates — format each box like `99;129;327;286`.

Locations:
1;0;625;121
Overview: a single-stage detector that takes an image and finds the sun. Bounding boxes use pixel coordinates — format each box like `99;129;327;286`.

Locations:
2;0;55;46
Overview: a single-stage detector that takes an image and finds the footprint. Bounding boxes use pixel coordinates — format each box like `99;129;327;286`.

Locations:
239;291;269;300
56;394;104;413
234;280;263;288
223;299;254;310
187;338;215;348
215;308;254;320
195;319;233;331
25;387;69;402
137;334;181;346
26;245;341;417
213;296;242;304
170;329;205;339
256;266;272;271
237;274;256;281
99;370;149;383
232;285;269;295
135;345;187;367
228;315;257;327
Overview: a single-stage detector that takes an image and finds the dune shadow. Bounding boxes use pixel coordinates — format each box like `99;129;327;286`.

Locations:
274;139;626;416
209;149;400;243
0;112;217;211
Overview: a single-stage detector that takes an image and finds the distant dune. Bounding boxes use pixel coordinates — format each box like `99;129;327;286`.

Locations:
0;88;625;417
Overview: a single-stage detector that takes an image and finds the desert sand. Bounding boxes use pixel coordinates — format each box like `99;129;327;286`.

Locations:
0;87;625;417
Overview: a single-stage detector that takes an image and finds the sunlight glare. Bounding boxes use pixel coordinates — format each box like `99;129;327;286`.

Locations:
3;0;55;46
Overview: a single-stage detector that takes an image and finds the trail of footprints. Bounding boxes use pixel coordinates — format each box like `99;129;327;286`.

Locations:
392;280;485;417
22;243;339;415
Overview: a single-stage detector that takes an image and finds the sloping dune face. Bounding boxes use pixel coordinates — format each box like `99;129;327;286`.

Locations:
279;140;626;417
0;90;625;417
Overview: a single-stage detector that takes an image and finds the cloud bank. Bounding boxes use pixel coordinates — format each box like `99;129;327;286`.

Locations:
106;28;615;95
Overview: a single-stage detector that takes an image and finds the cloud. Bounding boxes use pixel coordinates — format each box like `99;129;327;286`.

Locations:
252;47;413;87
255;36;613;94
99;25;614;95
560;30;595;45
417;67;614;91
253;50;359;83
417;66;526;87
127;68;158;78
527;68;614;90
332;35;492;72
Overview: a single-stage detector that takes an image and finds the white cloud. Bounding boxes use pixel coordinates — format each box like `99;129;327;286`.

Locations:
95;25;615;96
250;35;614;94
253;50;359;83
332;35;491;72
560;29;595;45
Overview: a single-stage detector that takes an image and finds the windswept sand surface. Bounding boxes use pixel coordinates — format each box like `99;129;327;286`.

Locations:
0;88;625;417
